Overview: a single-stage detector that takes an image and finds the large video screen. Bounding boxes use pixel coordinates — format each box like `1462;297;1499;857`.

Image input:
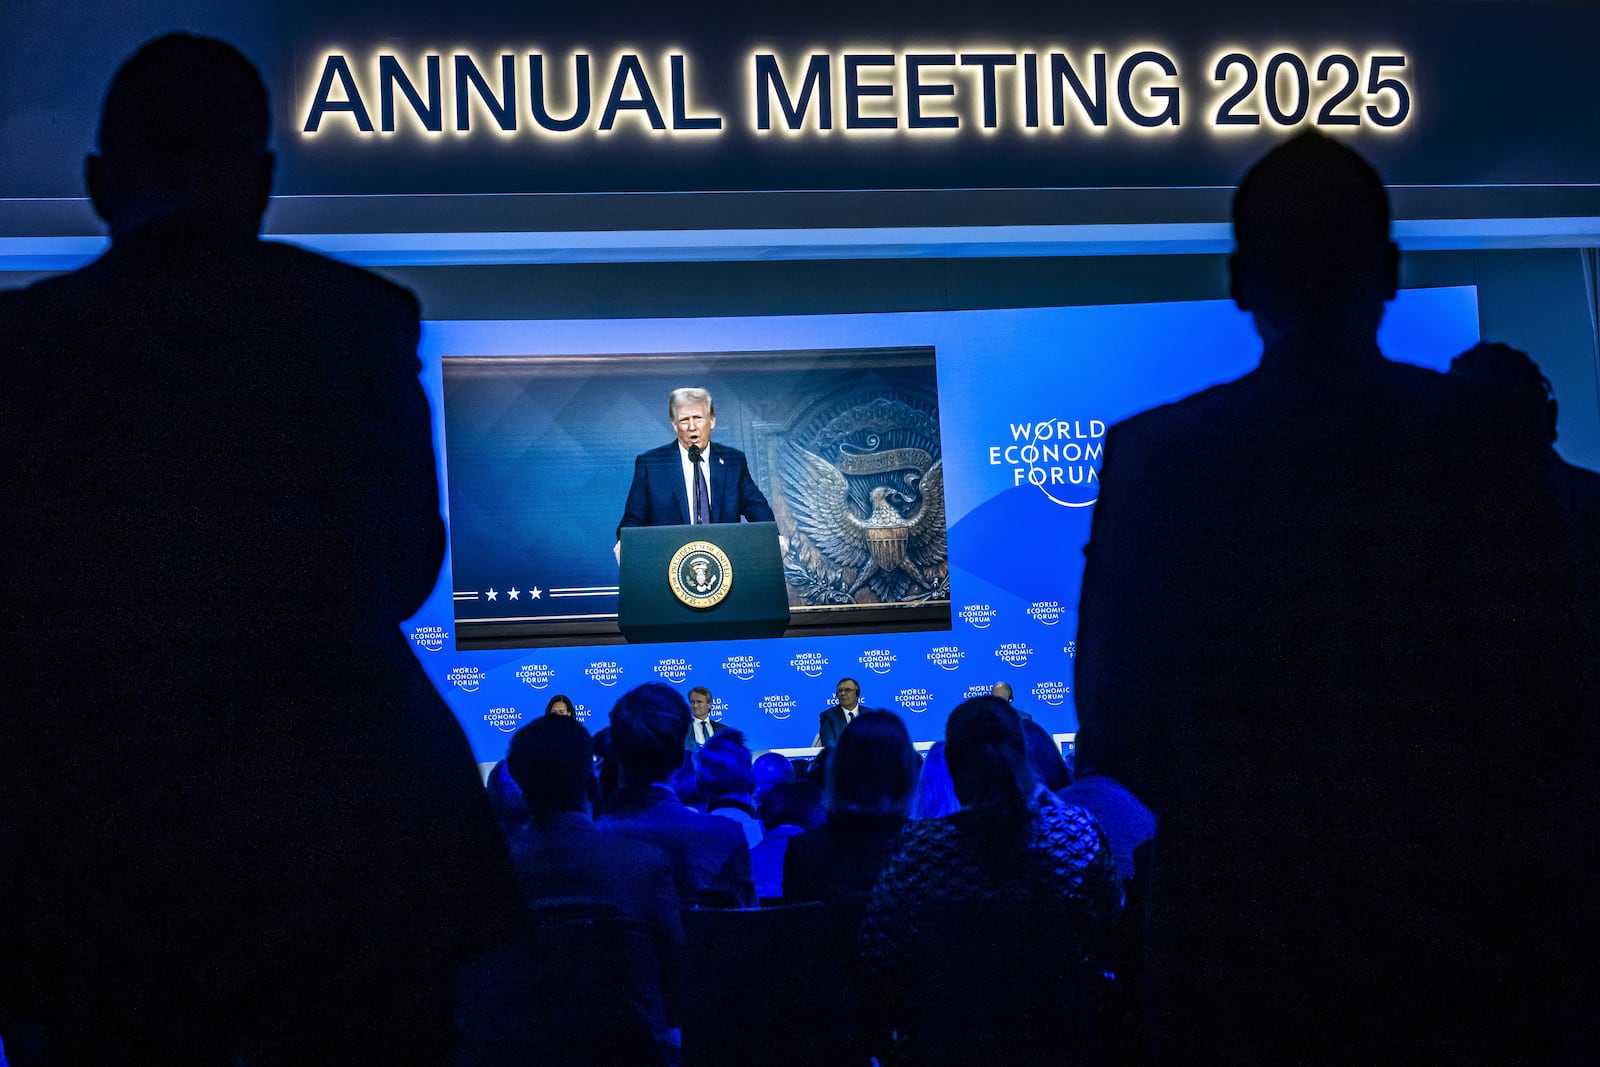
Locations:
407;289;1481;759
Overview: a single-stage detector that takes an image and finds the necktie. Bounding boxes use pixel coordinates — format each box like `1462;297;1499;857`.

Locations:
692;450;711;525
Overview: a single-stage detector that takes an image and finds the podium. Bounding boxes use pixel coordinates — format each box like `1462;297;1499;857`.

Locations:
618;522;790;644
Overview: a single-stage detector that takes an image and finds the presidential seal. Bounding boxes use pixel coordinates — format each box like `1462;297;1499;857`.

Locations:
669;541;733;609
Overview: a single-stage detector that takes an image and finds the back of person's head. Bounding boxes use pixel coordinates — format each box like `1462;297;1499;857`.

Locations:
1021;719;1074;793
944;697;1034;833
609;683;694;786
90;33;274;237
695;732;754;801
1449;341;1559;445
752;751;797;805
667;752;705;810
911;740;959;819
506;714;597;821
804;747;831;791
1230;131;1398;342
485;759;531;835
759;780;824;833
826;709;920;819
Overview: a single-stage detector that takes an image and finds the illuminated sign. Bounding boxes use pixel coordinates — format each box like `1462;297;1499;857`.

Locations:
302;45;1412;140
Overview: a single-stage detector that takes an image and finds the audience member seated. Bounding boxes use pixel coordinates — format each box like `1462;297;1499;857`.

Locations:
750;780;824;902
599;684;756;908
1057;763;1155;888
783;711;921;1063
1021;719;1074;792
751;750;797;808
784;710;920;925
667;752;705;812
1058;761;1158;1066
485;714;683;1065
804;747;832;792
909;740;959;819
860;697;1121;1066
485;758;531;838
697;730;763;849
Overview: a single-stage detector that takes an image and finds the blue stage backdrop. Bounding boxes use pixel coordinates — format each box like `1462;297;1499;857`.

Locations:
406;289;1481;759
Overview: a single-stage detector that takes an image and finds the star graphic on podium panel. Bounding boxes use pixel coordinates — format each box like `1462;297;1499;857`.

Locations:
486;588;498;601
509;588;521;600
530;587;543;599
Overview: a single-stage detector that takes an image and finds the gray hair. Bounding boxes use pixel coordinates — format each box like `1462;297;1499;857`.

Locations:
668;387;714;421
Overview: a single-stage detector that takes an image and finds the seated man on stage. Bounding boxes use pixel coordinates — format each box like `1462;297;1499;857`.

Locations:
684;685;727;751
614;387;777;560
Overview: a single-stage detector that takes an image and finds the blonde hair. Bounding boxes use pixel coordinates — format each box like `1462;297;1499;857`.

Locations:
668;387;714;421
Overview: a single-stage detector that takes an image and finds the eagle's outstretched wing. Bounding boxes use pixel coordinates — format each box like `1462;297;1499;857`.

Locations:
906;460;948;568
782;444;871;573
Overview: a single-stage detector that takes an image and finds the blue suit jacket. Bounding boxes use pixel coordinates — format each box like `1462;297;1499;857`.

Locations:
617;441;775;539
818;705;877;748
684;715;729;752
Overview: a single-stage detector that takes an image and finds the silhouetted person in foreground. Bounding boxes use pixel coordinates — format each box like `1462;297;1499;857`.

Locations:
1450;340;1600;652
0;34;520;1066
1075;132;1596;1064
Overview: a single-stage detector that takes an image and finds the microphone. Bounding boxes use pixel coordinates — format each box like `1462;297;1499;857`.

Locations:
687;444;703;462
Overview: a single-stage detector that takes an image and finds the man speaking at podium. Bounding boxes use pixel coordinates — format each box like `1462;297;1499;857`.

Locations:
615;387;777;559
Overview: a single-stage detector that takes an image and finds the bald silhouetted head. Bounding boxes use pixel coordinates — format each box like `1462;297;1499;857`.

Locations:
1230;132;1399;348
88;33;274;239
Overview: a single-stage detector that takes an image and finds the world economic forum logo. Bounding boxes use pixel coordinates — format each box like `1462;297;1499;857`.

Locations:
1027;601;1064;626
759;694;797;721
585;660;624;687
896;687;934;715
790;651;828;679
927;645;964;671
723;655;760;681
655;657;692;684
995;642;1034;668
448;665;485;692
410;625;448;652
859;648;896;675
485;706;522;733
516;663;555;689
1032;681;1069;707
988;418;1106;508
959;603;997;629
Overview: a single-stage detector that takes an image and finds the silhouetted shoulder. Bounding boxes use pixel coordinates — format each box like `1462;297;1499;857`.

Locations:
254;239;421;316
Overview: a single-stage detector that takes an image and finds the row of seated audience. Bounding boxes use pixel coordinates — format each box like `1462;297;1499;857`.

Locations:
470;681;1153;1066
